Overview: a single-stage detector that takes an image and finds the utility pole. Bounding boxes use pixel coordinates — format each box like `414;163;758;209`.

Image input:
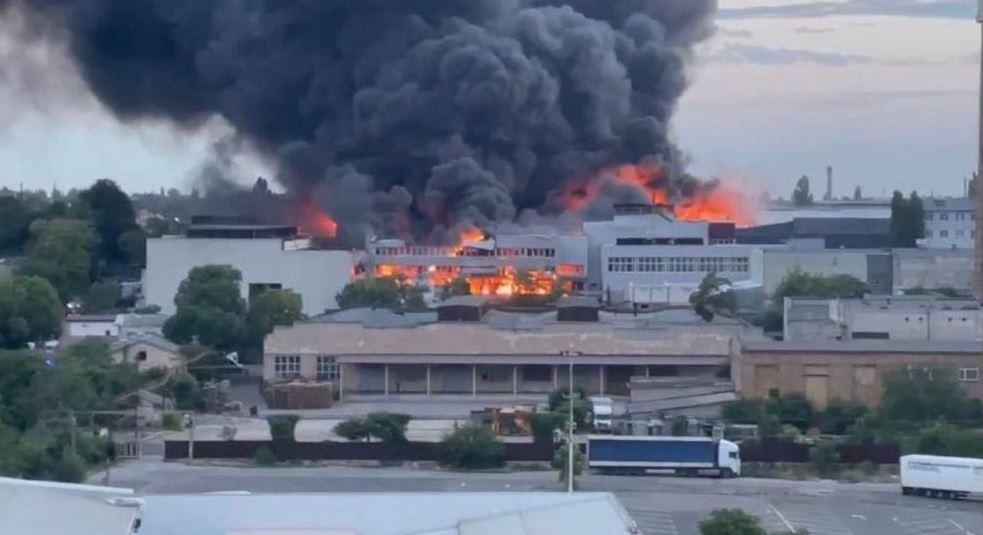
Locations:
185;413;195;462
975;0;983;300
567;358;574;493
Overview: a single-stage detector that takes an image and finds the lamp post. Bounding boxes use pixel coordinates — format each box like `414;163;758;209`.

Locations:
568;358;574;494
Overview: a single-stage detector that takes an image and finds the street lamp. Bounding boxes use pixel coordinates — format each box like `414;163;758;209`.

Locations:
559;350;581;493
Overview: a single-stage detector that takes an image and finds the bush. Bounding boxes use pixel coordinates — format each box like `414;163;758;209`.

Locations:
765;393;814;431
49;447;87;483
439;424;505;470
364;412;411;444
530;412;564;443
699;509;767;535
335;419;370;442
267;415;299;441
722;399;764;424
902;423;983;458
552;443;586;485
809;441;840;478
162;413;183;432
254;445;278;467
817;401;867;435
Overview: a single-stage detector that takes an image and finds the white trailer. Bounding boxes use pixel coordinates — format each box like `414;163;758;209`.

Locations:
900;454;983;499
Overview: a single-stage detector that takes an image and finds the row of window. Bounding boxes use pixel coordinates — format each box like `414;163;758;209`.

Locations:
925;229;975;239
374;246;556;258
607;256;750;274
925;211;974;222
273;355;340;380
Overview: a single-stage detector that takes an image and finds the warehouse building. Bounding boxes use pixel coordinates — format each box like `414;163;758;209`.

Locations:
143;217;353;316
263;299;754;404
737;340;983;409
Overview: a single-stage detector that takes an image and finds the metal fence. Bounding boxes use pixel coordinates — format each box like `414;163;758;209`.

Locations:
164;438;554;462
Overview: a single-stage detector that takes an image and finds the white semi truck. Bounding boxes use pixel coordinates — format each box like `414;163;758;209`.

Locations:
900;454;983;499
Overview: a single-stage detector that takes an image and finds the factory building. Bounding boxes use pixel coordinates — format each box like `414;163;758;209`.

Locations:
761;247;892;296
783;296;982;342
921;197;975;250
143;217;354;316
262;298;753;407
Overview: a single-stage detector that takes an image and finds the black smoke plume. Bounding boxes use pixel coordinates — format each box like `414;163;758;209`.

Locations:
7;0;716;245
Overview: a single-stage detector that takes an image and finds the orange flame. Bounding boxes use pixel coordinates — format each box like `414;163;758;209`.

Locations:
299;201;338;238
559;163;758;227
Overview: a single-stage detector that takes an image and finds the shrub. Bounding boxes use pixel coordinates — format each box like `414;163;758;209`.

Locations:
698;509;767;535
364;412;411;444
809;441;840;477
722;399;764;424
335;419;370;442
254;445;278;466
552;443;585;484
49;447;87;483
817;401;867;435
162;413;183;432
267;415;299;441
439;424;505;470
530;412;564;443
765;394;815;431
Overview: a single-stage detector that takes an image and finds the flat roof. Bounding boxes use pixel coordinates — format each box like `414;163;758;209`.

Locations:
743;339;981;354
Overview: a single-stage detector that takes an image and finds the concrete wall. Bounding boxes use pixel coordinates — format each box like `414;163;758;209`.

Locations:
892;249;973;294
67;321;119;338
144;237;352;316
737;350;983;409
762;250;877;296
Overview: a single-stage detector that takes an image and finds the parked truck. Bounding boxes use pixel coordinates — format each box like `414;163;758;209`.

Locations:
586;435;741;477
589;396;614;432
900;454;983;499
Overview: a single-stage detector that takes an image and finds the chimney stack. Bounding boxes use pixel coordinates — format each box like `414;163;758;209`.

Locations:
824;166;833;201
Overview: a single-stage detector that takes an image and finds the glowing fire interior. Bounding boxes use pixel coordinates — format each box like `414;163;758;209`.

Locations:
299;201;339;238
563;163;757;227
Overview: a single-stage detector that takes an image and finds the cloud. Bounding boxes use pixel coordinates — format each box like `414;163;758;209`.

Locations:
794;26;837;34
707;45;873;66
718;0;975;20
717;27;754;39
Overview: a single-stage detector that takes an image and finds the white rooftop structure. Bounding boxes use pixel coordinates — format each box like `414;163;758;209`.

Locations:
0;477;639;535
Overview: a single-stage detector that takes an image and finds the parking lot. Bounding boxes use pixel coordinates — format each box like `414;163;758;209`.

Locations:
95;460;982;535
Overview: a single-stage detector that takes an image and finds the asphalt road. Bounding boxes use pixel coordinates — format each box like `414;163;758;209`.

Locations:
94;460;983;535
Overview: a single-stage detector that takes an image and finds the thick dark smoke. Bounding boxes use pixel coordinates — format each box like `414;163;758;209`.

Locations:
8;0;716;245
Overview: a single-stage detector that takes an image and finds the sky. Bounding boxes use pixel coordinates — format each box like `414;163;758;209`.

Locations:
0;0;979;198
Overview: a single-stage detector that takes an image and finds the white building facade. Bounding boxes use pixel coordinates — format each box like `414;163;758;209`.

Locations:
144;237;353;316
921;197;974;249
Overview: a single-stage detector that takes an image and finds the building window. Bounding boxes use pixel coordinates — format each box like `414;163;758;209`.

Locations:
956;229;965;237
137;351;148;362
925;230;933;238
274;355;301;379
956;212;966;221
316;356;340;381
940;230;949;238
958;367;980;382
940;212;949;221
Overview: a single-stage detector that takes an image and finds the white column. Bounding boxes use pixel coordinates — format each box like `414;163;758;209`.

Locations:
384;364;390;400
472;365;477;398
338;364;344;402
426;365;432;397
513;365;518;398
552;366;558;389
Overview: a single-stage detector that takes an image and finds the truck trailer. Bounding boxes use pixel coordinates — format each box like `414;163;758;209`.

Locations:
900;454;983;499
586;435;741;477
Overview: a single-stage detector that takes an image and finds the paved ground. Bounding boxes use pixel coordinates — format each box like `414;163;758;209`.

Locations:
91;460;983;535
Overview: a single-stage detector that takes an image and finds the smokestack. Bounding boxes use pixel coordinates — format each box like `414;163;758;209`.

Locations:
824;166;833;201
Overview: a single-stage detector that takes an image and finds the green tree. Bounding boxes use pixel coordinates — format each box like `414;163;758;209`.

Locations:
881;367;975;423
765;393;815;430
817;401;868;435
20;218;97;302
82;281;121;313
335;419;371;442
334;412;411;443
441;277;472;299
699;509;767;535
267;414;299;441
552;443;585;485
0;196;35;254
772;268;867;304
336;277;427;311
439;424;505;470
792;175;813;206
163;265;246;349
890;190;925;247
0;276;63;348
689;273;735;322
853;185;862;200
77;179;139;265
117;229;147;267
244;290;303;356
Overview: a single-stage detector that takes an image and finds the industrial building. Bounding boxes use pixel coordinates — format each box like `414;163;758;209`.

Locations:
738;340;983;409
262;298;754;407
761;247;892;296
783;296;982;342
892;248;974;295
738;217;891;249
921;197;975;249
143;217;354;316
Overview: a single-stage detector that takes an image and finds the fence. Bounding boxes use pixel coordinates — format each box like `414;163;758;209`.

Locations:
164;438;553;462
740;439;900;464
